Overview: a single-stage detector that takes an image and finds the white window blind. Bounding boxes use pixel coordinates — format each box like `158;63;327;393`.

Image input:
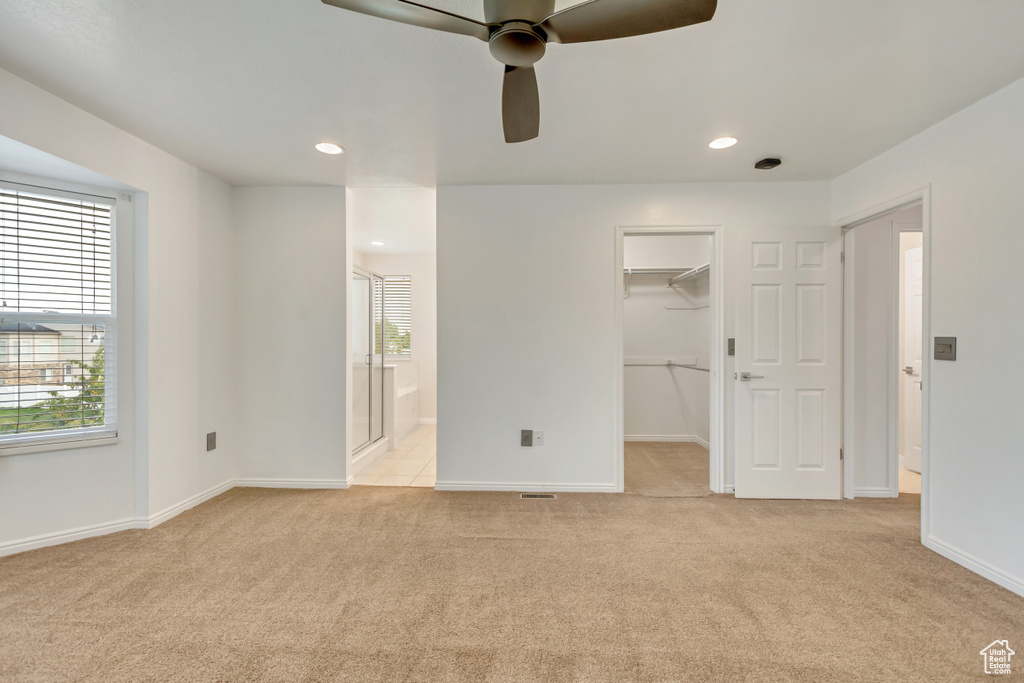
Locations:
374;276;411;358
0;182;117;446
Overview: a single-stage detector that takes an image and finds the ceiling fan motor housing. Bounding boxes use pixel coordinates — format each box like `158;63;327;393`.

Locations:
488;22;547;67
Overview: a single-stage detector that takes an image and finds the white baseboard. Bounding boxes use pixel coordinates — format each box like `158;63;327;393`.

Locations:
352;438;389;470
723;485;735;494
234;478;350;490
0;517;139;558
418;418;437;425
625;434;710;449
434;481;620;493
854;486;899;499
925;535;1024;598
142;479;236;529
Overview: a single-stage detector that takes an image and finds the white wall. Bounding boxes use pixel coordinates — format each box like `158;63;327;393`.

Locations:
623;235;711;444
436;183;831;491
0;67;238;550
233;187;348;486
832;75;1024;596
361;252;437;422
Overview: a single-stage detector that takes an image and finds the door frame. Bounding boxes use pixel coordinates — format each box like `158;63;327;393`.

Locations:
841;208;923;498
836;186;932;537
613;225;726;493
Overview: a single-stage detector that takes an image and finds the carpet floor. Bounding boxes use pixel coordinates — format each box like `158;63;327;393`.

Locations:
1;487;1021;682
624;441;711;497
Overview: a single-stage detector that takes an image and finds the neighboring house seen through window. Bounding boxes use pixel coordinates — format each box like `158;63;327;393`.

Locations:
0;182;117;447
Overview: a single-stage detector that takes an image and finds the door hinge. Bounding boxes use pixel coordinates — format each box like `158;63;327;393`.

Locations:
840;251;845;264
840;448;844;461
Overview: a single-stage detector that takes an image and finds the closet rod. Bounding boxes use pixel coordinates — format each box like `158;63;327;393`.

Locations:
624;361;711;373
667;260;708;284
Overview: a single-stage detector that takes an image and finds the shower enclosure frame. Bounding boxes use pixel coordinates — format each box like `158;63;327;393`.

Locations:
352;265;387;456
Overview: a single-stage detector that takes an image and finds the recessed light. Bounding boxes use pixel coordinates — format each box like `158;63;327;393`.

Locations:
315;142;344;155
709;137;738;149
371;241;385;246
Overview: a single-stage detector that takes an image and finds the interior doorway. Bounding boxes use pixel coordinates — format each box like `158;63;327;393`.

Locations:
615;228;725;495
842;203;924;498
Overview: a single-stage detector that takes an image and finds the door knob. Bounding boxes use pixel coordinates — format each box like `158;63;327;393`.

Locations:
904;366;915;375
739;372;764;382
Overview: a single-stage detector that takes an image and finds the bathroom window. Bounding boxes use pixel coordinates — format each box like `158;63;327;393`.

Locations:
374;276;412;359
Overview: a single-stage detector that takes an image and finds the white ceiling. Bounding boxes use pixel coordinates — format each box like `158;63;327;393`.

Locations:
1;1;1024;188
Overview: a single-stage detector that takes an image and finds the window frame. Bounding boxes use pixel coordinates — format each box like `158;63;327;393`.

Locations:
0;178;120;453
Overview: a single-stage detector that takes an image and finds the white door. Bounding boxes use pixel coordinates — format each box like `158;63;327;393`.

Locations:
735;229;843;499
902;246;923;472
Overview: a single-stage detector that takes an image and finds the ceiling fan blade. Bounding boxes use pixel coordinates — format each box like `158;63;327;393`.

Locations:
320;0;491;41
502;65;540;143
539;0;716;44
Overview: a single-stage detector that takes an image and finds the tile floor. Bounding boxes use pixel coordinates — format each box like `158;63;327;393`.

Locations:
898;467;922;494
352;425;436;487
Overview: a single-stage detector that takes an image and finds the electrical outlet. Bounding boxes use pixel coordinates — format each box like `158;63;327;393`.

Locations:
534;431;544;446
521;430;533;447
206;432;217;451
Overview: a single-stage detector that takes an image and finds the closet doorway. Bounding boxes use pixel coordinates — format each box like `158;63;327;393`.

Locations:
615;227;725;495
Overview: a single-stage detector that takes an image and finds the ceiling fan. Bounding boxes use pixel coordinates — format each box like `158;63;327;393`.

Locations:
320;0;717;143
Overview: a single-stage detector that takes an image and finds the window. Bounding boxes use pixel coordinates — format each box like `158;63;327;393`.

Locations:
374;276;412;358
0;182;116;446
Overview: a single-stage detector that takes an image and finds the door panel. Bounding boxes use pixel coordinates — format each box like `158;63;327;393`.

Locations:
736;228;843;499
903;246;923;472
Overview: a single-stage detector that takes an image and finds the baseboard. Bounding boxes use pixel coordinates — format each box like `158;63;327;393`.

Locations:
418;418;437;425
925;535;1024;598
352;438;389;470
142;479;236;529
234;478;350;490
723;485;735;494
625;435;711;449
0;517;140;558
434;481;620;493
854;486;899;498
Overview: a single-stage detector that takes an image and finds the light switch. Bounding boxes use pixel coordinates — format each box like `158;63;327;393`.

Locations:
934;337;957;361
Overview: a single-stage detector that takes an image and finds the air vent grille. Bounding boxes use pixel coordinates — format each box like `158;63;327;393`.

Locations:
520;493;556;499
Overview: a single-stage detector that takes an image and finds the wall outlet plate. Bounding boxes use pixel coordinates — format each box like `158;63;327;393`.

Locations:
934;336;957;361
534;431;544;446
521;429;533;447
206;432;217;451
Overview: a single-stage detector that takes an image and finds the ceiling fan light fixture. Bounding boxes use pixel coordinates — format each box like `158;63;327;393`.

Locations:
315;142;344;155
709;137;737;149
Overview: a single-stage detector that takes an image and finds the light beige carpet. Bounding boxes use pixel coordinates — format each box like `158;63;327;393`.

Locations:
1;487;1021;682
625;441;711;497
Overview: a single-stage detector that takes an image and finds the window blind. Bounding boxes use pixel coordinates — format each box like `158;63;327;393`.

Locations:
374;276;411;357
0;183;117;446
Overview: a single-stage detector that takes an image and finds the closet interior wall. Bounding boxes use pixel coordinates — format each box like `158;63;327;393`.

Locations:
623;235;712;446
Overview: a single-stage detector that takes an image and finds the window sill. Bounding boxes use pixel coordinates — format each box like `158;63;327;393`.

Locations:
0;434;119;458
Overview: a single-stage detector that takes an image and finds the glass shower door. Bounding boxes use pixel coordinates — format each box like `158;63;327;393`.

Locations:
370;273;385;443
352;271;371;452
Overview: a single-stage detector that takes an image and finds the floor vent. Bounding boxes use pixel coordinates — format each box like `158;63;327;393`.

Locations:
520;493;556;499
